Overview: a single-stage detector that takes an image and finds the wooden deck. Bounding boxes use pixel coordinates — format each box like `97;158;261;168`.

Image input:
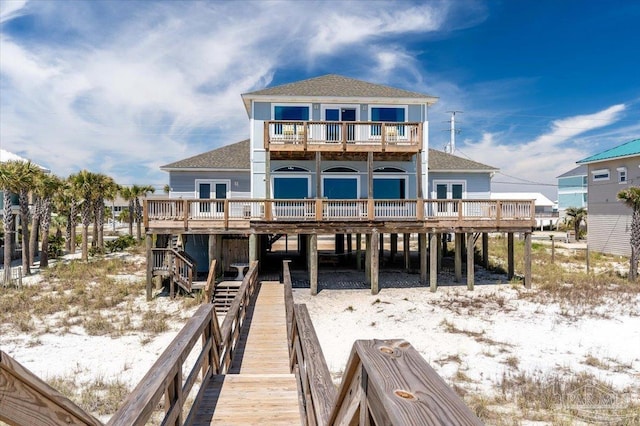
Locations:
189;281;301;425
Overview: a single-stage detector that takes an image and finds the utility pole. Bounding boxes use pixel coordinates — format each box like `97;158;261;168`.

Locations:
445;111;462;153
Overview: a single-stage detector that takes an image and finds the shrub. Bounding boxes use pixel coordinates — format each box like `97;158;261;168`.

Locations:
48;234;64;258
105;235;137;253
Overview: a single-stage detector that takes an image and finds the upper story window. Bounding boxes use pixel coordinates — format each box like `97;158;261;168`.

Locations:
591;169;610;182
617;167;627;183
370;106;407;137
371;107;406;122
274;106;309;121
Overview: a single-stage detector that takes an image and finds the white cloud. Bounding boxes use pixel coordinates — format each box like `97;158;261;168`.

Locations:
459;104;627;199
0;0;27;23
1;1;467;187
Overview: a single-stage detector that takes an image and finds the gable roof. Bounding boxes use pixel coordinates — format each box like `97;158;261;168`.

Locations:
241;74;438;115
556;164;588;178
577;138;640;164
161;142;496;174
160;139;250;171
428;149;498;172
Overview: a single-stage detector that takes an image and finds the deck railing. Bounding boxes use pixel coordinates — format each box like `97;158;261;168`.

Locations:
265;120;422;152
108;261;259;426
282;260;482;425
145;198;535;228
150;247;196;296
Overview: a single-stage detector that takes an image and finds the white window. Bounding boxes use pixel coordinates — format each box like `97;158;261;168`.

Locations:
591;169;610;182
617;167;627;183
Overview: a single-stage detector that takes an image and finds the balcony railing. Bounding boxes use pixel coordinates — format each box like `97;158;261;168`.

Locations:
264;121;422;153
145;198;535;229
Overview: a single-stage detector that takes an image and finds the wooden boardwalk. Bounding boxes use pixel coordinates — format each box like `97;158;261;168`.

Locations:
190;281;302;425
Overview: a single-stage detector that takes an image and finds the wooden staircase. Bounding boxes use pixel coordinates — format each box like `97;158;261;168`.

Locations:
211;281;241;317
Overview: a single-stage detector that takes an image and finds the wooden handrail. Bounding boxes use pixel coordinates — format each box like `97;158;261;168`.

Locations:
283;261;337;425
0;350;103;426
107;304;221;426
282;260;482;425
328;339;483;425
202;259;217;304
218;261;259;373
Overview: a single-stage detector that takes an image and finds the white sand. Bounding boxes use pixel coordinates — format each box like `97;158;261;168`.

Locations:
2;249;640;423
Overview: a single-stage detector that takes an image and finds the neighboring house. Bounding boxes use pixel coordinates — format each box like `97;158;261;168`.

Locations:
0;149;50;217
491;192;557;229
428;149;497;204
577;138;640;257
556;165;588;215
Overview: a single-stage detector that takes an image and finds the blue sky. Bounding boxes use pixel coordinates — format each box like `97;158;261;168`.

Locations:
1;0;639;200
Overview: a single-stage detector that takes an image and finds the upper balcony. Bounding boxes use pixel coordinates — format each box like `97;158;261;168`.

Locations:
264;121;422;154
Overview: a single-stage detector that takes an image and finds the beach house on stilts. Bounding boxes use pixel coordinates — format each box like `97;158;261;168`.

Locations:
143;74;535;298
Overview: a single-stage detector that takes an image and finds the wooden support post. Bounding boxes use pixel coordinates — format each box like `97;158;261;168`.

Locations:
356;233;362;270
371;230;379;294
249;234;258;263
437;234;442;272
379;233;384;263
310;234;318;295
390;233;397;261
467;233;475;291
335;233;344;254
507;232;515;280
419;233;427;285
455;233;462;282
365;234;371;284
346;233;352;253
316;152;322;198
430;232;438;292
482;232;489;269
265;151;271;199
403;233;410;270
146;234;153;301
524;232;532;289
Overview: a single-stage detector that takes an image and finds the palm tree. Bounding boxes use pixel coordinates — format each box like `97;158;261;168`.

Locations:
28;168;47;267
37;174;62;268
617;187;640;281
132;184;155;240
69;170;98;261
565;207;587;241
93;174;118;252
11;161;41;275
55;180;79;254
119;186;135;237
0;161;18;283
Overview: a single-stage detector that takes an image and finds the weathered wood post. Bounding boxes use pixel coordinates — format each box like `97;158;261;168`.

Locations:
419;233;427;285
430;232;438;292
371;230;379;294
365;234;371;284
403;233;410;270
524;231;532;288
390;233;397;261
146;234;153;301
455;233;462;282
356;233;362;270
466;233;475;291
507;232;515;280
550;234;555;264
482;232;489;268
310;233;318;295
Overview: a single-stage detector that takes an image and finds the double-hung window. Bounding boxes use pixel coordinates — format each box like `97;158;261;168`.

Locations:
617;167;627;183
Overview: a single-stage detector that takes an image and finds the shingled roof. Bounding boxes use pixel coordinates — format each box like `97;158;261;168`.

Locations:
241;74;438;115
428;149;497;172
160;139;250;170
161;141;496;174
